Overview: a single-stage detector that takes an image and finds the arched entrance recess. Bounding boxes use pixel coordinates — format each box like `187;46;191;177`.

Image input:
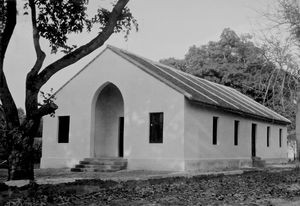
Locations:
94;83;124;157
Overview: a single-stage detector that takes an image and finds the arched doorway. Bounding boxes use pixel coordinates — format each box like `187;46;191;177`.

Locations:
94;83;124;157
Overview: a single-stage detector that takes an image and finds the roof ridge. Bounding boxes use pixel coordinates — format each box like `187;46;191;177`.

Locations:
107;45;194;99
157;62;291;123
108;45;290;124
107;45;203;82
107;44;159;65
52;47;109;96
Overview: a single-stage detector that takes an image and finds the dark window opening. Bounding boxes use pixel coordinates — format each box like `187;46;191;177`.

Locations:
58;116;70;143
234;120;239;146
251;123;257;157
149;113;163;143
119;117;124;157
267;126;270;147
279;128;282;147
212;116;218;145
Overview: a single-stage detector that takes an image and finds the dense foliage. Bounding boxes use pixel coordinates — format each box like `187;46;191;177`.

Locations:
23;0;138;53
160;28;298;132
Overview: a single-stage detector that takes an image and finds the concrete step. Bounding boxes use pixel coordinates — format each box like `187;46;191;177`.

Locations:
252;157;266;168
252;157;261;161
79;160;127;165
83;158;127;163
75;164;126;170
253;160;266;168
84;157;126;160
70;167;120;172
71;157;127;172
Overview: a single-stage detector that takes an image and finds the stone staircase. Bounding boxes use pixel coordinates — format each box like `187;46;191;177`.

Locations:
252;156;266;168
71;157;127;172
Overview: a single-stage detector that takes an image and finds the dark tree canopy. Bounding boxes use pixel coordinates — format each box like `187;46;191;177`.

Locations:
21;0;137;53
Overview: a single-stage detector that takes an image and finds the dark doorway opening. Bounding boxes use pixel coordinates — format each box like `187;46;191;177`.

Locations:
119;117;124;157
251;123;257;157
94;83;124;158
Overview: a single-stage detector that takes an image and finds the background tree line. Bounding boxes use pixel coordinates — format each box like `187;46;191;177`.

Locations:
160;28;298;133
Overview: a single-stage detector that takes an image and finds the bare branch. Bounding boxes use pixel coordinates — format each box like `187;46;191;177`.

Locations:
263;69;276;104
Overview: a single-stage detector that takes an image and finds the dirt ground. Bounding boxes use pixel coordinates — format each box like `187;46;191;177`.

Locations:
0;168;179;183
1;167;300;205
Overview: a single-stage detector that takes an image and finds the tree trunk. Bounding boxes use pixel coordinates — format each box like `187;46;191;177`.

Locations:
6;118;40;180
8;146;34;180
8;153;34;180
296;83;300;161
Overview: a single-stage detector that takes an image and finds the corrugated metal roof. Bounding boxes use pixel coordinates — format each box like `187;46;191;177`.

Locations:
107;45;290;125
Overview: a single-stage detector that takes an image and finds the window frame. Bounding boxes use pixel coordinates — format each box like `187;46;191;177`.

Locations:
149;112;164;144
58;116;70;143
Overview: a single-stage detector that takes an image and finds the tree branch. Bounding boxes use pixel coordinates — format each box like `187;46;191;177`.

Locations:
28;0;46;76
31;102;58;118
0;68;20;129
25;0;47;117
36;0;129;88
0;0;19;129
0;0;16;61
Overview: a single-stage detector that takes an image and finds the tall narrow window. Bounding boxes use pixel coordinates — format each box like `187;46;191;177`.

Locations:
58;116;70;143
251;124;257;157
279;128;282;147
149;112;163;143
267;126;270;147
212;116;218;145
234;120;239;146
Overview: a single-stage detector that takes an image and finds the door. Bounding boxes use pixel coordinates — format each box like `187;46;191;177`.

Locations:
251;123;256;157
118;117;124;157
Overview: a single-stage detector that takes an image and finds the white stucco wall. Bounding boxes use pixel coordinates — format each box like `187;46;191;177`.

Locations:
41;48;289;172
41;49;185;170
184;100;288;170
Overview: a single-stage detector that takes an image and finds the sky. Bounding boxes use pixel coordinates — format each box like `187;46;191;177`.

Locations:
4;0;274;108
